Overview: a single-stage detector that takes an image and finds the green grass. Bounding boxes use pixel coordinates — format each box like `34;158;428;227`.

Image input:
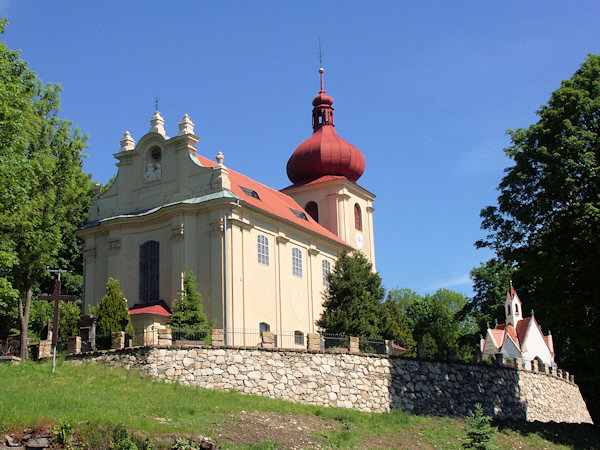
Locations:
0;360;598;448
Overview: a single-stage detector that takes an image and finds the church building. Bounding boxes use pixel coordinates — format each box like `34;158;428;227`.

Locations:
77;69;375;345
480;283;555;369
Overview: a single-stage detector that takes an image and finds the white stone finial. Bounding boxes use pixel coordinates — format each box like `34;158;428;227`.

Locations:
178;114;195;136
150;111;165;135
216;151;224;165
120;131;135;151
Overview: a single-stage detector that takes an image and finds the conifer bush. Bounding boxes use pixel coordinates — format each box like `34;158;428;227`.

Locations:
463;403;496;449
93;278;132;348
169;271;214;340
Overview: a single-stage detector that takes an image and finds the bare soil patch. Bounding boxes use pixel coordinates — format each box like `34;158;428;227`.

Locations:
210;410;342;448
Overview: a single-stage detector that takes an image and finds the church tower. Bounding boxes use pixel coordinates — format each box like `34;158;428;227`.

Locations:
281;68;376;267
505;281;523;325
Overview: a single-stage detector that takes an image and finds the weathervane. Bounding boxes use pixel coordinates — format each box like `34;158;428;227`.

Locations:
154;97;159;112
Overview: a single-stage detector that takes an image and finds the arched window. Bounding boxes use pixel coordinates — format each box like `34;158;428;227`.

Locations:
514;303;519;315
506;305;510;316
139;240;159;303
292;247;303;277
257;234;269;265
295;331;304;346
305;201;319;223
322;259;331;286
260;322;270;333
354;204;362;231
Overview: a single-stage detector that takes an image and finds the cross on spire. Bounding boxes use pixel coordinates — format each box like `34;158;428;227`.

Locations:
318;37;324;67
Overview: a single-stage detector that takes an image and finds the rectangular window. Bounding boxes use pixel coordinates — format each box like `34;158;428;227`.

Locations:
257;234;269;266
139;240;159;303
322;259;331;286
295;331;304;346
292;247;303;277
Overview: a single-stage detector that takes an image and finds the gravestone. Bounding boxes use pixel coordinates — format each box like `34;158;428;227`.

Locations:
78;315;97;352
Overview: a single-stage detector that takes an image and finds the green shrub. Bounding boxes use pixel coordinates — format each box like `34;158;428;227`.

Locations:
110;423;151;450
94;279;133;348
463;403;496;449
52;419;74;449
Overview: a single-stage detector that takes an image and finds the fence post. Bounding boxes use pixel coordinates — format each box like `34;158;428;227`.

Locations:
38;340;52;359
447;347;458;362
157;328;172;347
494;352;504;367
349;336;359;353
417;342;427;360
111;331;125;350
67;336;81;355
515;357;523;370
211;329;225;347
307;333;321;352
531;359;539;372
261;331;275;349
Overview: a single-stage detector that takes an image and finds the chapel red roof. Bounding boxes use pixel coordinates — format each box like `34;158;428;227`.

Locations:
286;68;365;184
129;304;171;316
195;154;350;247
515;316;532;346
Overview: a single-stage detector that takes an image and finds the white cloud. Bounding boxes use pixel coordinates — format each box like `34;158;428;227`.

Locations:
426;273;472;293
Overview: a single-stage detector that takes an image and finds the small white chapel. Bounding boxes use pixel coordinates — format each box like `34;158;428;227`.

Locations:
480;283;555;369
77;68;375;345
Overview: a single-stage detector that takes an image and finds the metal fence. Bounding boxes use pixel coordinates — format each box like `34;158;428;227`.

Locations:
359;337;387;354
224;328;262;347
321;333;350;351
172;329;211;345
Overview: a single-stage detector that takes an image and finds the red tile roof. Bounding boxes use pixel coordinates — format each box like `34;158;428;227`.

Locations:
515;317;532;346
195;154;350;246
489;329;505;348
129;304;171;316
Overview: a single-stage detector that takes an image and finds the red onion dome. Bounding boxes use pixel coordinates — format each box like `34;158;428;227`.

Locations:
286;68;365;184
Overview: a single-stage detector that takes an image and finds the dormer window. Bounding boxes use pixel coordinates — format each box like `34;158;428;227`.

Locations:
240;185;260;200
290;208;308;221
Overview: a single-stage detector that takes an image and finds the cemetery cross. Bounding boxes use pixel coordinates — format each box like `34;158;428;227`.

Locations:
37;269;76;373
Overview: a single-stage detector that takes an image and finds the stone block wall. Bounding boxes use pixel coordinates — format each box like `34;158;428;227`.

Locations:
67;346;593;424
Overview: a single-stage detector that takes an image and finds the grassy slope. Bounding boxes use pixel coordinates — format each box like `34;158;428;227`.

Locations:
0;360;597;449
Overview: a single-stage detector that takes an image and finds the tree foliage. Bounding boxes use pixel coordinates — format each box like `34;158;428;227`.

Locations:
477;54;600;420
317;250;386;338
382;288;418;355
0;19;93;357
169;271;213;331
406;288;474;359
458;259;515;348
94;279;131;337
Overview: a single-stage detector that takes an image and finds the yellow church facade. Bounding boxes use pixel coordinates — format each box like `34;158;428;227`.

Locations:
77;70;375;343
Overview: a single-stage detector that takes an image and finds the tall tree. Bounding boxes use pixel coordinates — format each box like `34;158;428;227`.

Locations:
0;19;94;357
406;288;474;359
169;271;214;331
317;250;386;338
477;54;600;420
382;288;418;355
457;258;515;347
94;278;131;338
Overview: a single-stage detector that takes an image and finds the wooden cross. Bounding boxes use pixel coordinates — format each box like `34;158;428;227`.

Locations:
38;270;76;348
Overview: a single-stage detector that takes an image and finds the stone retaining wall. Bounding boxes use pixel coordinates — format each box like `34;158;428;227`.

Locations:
68;346;593;424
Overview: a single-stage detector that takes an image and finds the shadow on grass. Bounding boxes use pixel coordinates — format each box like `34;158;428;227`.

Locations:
493;419;600;449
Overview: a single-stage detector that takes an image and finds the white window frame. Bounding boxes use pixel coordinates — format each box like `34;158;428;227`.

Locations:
292;247;303;278
257;234;269;266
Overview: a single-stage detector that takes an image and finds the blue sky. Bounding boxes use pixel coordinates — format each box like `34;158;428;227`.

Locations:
2;1;599;296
